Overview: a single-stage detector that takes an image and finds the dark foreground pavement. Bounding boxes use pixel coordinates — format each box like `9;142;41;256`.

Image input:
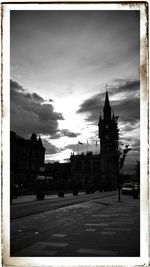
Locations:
10;193;140;257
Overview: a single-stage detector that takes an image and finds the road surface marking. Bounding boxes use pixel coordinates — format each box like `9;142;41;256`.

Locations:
45;242;68;247
101;231;116;235
111;222;134;225
108;214;119;217
116;221;135;222
104;227;131;231
85;223;109;227
15;242;58;256
34;232;39;234
91;215;110;217
77;248;118;256
85;229;96;232
29;250;57;256
52;234;66;238
17;229;22;232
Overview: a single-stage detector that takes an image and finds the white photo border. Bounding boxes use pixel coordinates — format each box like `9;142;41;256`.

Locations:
2;2;149;266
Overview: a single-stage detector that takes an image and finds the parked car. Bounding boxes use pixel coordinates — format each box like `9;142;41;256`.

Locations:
133;183;140;191
122;183;134;195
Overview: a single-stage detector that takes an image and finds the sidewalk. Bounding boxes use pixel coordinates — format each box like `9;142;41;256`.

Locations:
11;194;140;257
12;192;86;204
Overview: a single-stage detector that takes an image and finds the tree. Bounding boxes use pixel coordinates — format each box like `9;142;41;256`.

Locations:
120;145;132;169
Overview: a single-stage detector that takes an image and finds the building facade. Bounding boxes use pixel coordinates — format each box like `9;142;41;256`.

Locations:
44;162;70;181
10;131;45;186
70;91;119;191
70;152;100;189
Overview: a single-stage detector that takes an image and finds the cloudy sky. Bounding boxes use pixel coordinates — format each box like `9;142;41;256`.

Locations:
10;10;140;173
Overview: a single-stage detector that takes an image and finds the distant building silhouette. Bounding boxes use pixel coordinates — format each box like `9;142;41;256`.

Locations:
10;131;45;186
45;162;70;181
70;91;119;191
70;152;100;190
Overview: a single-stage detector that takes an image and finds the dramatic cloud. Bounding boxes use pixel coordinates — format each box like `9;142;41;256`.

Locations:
11;11;139;98
32;93;44;103
119;122;139;133
10;79;64;137
50;129;80;139
77;79;140;125
133;139;140;151
10;79;24;92
42;139;59;155
110;79;140;97
61;129;80;138
112;98;140;123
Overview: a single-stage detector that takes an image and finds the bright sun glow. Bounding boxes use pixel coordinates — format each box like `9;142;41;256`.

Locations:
45;148;73;163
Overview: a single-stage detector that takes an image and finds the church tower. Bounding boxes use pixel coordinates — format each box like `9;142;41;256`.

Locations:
98;91;119;190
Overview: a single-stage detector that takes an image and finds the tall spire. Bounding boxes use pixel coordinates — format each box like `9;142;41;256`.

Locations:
103;88;111;120
104;90;110;108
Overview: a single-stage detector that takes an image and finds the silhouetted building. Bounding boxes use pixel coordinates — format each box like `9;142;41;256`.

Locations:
70;152;100;189
98;91;119;190
44;162;70;181
10;131;45;186
44;162;55;177
70;91;119;191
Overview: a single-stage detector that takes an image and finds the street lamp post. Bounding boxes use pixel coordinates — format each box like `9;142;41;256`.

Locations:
118;145;132;202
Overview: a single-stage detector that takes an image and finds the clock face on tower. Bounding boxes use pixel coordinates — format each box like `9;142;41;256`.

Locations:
105;135;109;140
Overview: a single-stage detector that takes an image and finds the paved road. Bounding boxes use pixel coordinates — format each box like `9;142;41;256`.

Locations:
11;191;116;219
12;192;86;204
10;193;140;257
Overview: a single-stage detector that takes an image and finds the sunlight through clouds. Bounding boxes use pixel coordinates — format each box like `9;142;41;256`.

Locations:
10;10;140;172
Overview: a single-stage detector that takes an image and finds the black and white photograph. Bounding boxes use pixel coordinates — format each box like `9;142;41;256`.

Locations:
2;2;149;266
